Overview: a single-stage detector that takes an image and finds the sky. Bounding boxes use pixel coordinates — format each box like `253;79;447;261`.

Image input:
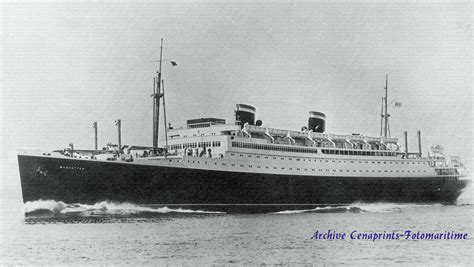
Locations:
1;1;472;209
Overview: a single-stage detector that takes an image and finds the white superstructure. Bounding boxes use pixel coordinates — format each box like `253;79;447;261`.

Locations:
160;117;464;180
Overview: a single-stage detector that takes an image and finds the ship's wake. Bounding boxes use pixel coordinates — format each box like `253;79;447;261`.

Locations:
24;199;224;223
23;199;470;223
273;206;362;214
272;202;449;214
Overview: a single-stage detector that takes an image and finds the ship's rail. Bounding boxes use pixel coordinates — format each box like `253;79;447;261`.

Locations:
244;125;398;144
168;123;239;132
167;121;398;146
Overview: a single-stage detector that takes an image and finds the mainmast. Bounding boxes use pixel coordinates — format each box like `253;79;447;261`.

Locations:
381;74;391;137
379;98;384;136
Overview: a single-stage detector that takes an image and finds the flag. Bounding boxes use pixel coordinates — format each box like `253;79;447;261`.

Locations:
170;61;177;66
394;102;402;108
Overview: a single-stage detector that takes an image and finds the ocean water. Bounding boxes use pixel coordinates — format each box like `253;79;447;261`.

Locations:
1;188;473;266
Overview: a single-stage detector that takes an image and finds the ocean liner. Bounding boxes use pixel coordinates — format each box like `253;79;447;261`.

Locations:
17;45;470;213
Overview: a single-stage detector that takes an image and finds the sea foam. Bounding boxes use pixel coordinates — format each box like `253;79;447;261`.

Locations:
24;199;224;216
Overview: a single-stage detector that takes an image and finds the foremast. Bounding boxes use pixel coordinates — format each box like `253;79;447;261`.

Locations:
151;38;170;151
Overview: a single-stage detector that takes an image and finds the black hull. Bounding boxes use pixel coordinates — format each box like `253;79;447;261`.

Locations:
18;155;469;213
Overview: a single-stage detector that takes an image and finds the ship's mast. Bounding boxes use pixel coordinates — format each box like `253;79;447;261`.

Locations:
93;122;98;150
379;97;384;136
152;77;157;147
162;79;169;150
382;74;390;137
116;119;122;152
152;39;164;148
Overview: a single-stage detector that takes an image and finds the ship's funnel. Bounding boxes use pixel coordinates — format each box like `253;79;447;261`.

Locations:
308;111;326;133
235;104;256;126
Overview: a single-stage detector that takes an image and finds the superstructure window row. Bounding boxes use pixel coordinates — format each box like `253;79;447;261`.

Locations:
321;149;396;157
171;141;221;151
435;168;458;175
232;141;318;154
